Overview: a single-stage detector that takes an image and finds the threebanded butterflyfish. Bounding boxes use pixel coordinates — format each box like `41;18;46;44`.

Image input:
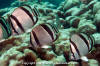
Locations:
30;23;59;49
9;5;39;35
69;33;95;60
0;17;12;40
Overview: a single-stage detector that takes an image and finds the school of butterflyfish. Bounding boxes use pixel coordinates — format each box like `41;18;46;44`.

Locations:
0;5;95;61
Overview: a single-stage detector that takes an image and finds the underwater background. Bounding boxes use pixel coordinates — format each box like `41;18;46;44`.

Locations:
0;0;100;66
0;0;64;8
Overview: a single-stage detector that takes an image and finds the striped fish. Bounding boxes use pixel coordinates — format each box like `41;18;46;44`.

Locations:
9;5;39;35
30;23;59;49
0;17;12;40
70;33;95;60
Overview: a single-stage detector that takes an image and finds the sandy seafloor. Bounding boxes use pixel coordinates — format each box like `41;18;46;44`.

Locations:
0;0;100;66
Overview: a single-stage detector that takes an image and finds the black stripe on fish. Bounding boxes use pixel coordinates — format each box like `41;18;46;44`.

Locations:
0;17;10;37
30;33;36;48
32;30;41;46
88;35;94;51
7;14;18;35
23;5;32;11
54;25;59;33
0;18;9;35
10;15;25;33
47;23;56;33
33;6;40;17
70;39;81;57
91;35;95;50
22;5;36;18
53;24;59;33
32;7;39;23
41;24;54;41
22;5;38;23
78;33;90;51
35;16;38;23
19;6;35;25
6;19;12;37
70;45;76;60
23;5;38;23
47;23;59;34
0;18;8;37
9;16;19;35
47;23;59;41
32;9;36;17
54;34;59;42
34;6;40;16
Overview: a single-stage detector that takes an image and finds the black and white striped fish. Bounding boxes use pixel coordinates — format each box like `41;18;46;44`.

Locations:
30;23;59;49
70;33;95;60
9;5;39;35
0;17;12;40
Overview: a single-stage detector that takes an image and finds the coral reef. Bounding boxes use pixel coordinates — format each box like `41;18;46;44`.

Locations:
0;0;100;66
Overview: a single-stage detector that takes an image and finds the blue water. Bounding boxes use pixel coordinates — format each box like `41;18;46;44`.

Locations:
0;0;14;8
0;0;64;16
42;0;64;6
0;0;64;9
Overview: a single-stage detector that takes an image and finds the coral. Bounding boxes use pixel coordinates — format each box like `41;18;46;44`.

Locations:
1;0;100;65
80;0;93;4
0;8;9;16
93;2;100;14
77;19;97;34
63;0;80;11
64;7;81;16
92;33;100;44
65;16;80;28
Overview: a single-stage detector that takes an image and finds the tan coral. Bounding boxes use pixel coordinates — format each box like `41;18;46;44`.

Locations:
63;0;80;11
77;19;96;34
